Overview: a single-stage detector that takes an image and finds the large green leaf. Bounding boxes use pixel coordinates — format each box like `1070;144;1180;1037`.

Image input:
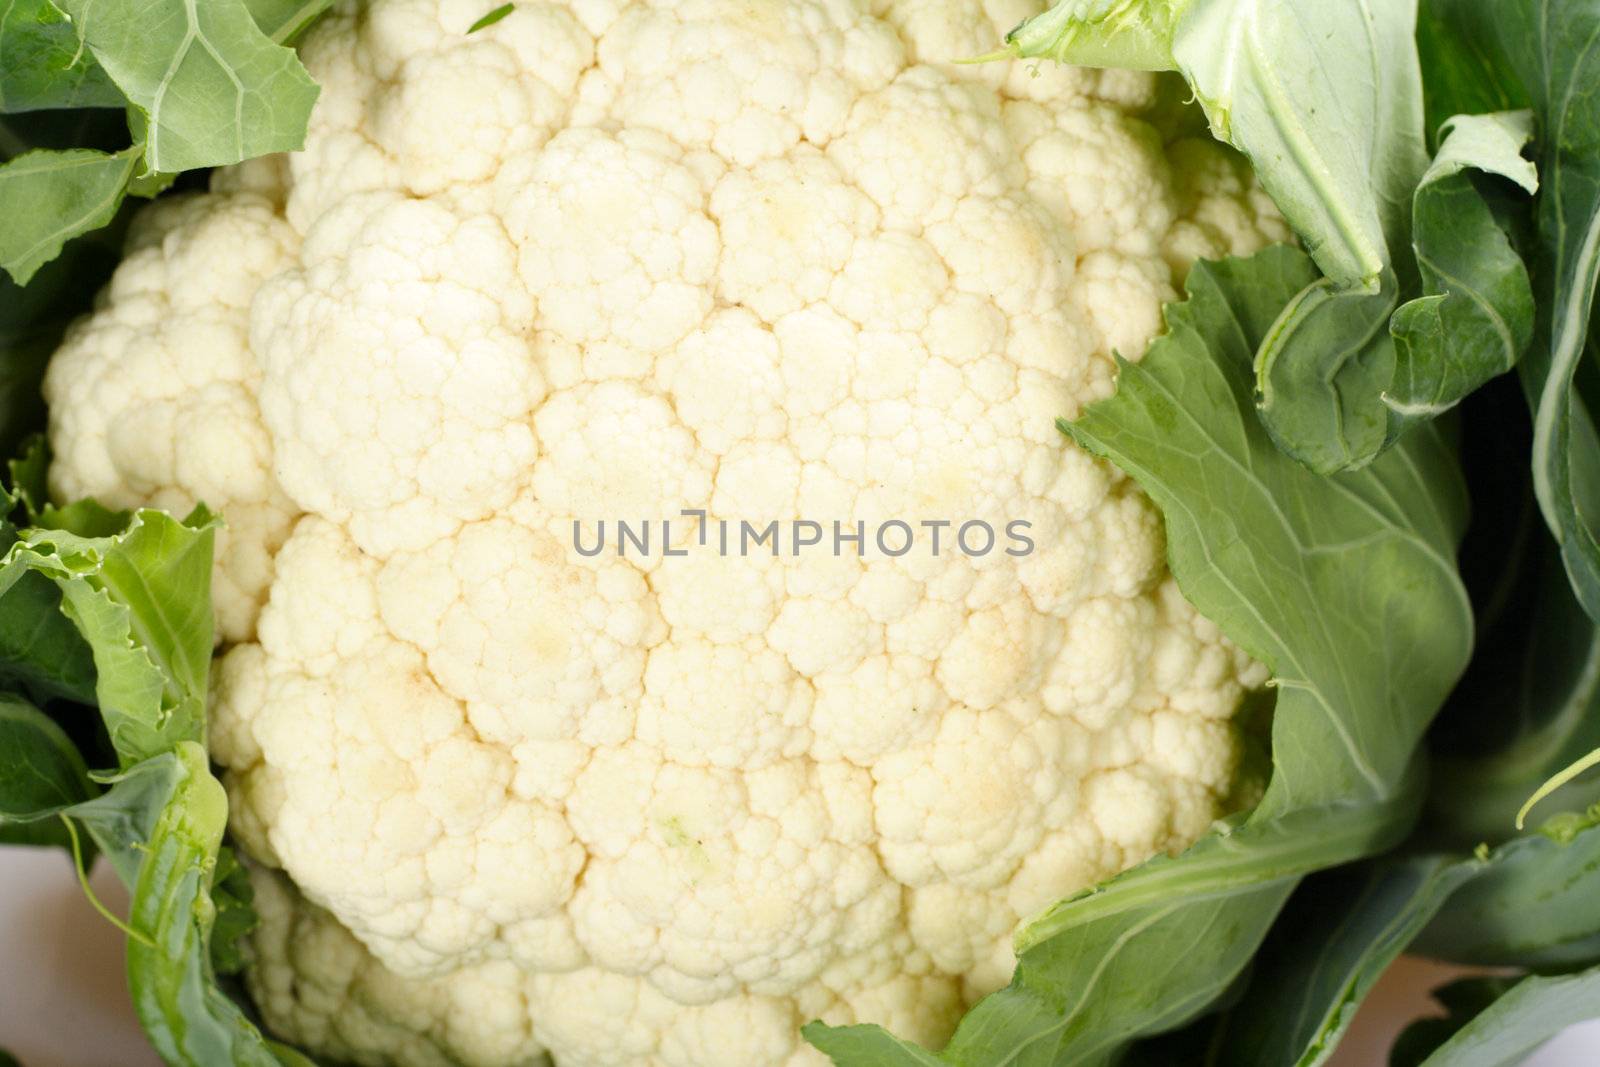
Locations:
1414;6;1528;141
809;880;1293;1067
52;0;320;173
0;145;138;285
1418;0;1600;622
0;506;218;766
1252;270;1401;475
1388;112;1539;427
1064;248;1471;816
0;0;122;112
1414;808;1600;969
60;746;287;1067
0;560;97;706
807;247;1473;1064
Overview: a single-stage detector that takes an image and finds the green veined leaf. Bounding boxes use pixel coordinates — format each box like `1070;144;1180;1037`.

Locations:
1414;806;1600;969
809;879;1294;1067
1400;964;1600;1067
64;745;287;1067
1420;0;1600;623
0;145;138;285
1414;4;1528;142
52;0;321;173
0;560;98;707
0;506;219;767
1064;248;1471;817
1388;112;1538;428
0;492;295;1064
807;247;1473;1065
0;0;123;112
1253;269;1400;473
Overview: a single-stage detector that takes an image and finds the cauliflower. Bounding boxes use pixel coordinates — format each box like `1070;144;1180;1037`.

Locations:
41;0;1286;1062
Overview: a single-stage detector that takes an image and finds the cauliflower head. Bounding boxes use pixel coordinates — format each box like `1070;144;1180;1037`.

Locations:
42;0;1287;1063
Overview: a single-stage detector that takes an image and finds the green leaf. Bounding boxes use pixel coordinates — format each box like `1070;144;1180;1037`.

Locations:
0;694;93;817
0;0;123;112
0;506;219;766
1414;807;1600;969
66;744;286;1067
1201;856;1482;1066
1388;113;1539;428
467;3;515;34
0;692;97;853
52;0;320;173
0;479;291;1061
1067;248;1472;814
1253;269;1400;473
808;247;1473;1064
1415;5;1528;142
1253;110;1541;474
1420;0;1600;623
0;562;98;707
0;145;138;285
1400;964;1600;1067
810;880;1294;1067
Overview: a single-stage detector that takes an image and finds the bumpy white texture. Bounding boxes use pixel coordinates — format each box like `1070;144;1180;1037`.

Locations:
43;0;1288;1063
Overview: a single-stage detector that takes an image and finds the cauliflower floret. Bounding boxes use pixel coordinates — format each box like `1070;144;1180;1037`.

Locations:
43;194;301;642
253;195;543;557
45;0;1288;1063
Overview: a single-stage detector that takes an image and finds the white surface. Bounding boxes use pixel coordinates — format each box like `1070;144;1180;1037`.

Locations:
2;842;1599;1066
